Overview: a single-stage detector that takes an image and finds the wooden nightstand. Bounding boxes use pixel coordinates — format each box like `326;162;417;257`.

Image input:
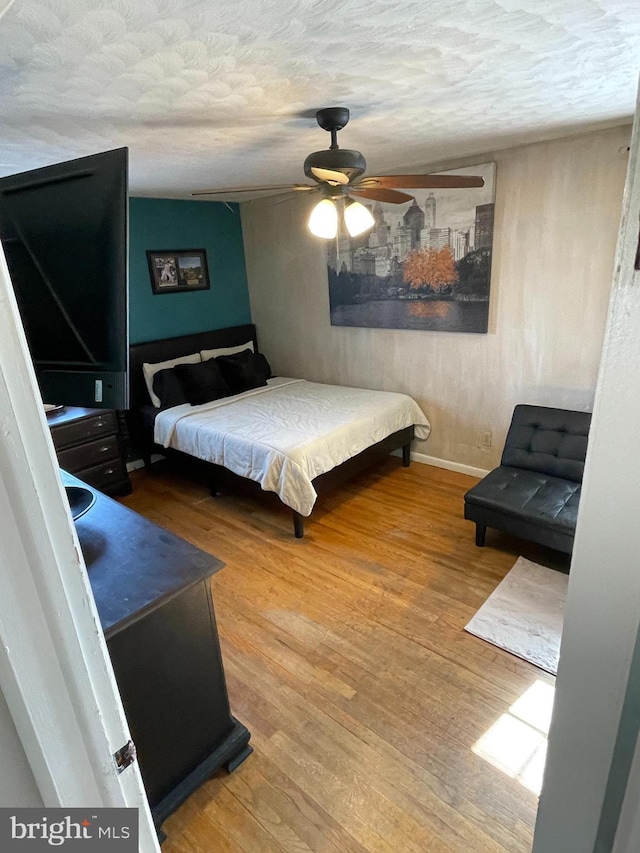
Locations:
47;406;131;496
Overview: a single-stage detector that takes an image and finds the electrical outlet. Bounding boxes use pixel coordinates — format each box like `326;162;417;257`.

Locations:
475;430;493;448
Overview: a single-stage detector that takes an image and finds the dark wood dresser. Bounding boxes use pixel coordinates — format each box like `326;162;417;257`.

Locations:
48;406;131;495
62;470;252;840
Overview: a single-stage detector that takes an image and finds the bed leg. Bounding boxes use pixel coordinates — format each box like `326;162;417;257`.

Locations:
293;511;304;539
402;442;411;467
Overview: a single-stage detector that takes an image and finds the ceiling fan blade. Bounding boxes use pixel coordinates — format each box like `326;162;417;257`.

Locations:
310;167;350;185
191;184;315;197
357;175;484;190
351;187;415;204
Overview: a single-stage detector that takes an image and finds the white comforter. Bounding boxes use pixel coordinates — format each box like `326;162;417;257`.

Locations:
154;378;431;516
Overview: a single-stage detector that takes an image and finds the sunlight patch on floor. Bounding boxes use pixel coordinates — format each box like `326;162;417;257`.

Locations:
473;679;555;795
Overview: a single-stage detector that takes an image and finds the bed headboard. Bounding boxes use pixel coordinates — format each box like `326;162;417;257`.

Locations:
128;323;258;413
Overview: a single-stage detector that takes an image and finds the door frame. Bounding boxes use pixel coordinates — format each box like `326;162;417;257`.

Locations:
533;82;640;851
0;246;159;850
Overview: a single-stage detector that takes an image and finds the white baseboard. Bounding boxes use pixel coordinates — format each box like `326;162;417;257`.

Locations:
415;452;490;479
392;448;489;479
126;453;165;473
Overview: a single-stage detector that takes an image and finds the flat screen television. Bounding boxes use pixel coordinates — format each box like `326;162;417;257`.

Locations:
0;147;129;409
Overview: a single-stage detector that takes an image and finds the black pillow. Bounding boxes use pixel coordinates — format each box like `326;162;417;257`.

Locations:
173;359;231;406
215;350;271;394
152;367;190;409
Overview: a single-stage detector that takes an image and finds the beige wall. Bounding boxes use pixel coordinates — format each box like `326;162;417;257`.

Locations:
242;125;631;471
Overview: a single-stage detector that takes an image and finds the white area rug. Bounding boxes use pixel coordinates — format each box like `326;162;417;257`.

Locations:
465;557;568;675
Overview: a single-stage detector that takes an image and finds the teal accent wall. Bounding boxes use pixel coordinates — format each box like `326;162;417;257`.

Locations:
128;197;251;344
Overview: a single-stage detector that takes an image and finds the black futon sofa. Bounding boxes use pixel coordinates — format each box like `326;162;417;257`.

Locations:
464;404;591;554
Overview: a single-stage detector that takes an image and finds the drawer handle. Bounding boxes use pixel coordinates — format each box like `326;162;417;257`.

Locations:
105;469;115;475
99;446;111;453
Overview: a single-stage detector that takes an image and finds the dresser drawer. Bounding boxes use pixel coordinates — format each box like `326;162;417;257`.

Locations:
51;411;117;450
77;459;128;493
48;407;131;497
57;434;120;472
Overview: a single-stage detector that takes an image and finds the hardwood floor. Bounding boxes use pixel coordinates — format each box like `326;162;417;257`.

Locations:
121;458;567;853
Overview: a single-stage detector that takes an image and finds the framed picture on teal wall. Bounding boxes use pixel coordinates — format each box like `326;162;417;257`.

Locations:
147;249;210;294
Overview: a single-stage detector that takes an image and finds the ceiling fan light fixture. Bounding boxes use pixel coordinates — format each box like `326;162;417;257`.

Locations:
344;199;375;237
308;198;338;238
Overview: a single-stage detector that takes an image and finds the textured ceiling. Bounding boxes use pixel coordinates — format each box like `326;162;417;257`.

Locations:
0;0;638;197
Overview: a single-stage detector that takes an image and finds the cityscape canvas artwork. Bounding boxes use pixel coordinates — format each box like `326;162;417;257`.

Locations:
328;162;496;333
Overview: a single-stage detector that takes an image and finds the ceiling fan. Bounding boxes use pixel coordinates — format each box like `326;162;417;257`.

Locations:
192;107;484;239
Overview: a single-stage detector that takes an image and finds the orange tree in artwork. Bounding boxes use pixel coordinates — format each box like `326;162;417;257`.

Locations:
403;247;459;294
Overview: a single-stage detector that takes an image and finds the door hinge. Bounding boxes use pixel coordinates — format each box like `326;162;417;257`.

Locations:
113;740;137;774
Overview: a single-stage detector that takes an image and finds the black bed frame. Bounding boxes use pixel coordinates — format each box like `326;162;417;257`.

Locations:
128;324;414;538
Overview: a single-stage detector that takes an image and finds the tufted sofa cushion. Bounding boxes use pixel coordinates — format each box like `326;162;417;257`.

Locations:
500;405;590;483
464;467;581;533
